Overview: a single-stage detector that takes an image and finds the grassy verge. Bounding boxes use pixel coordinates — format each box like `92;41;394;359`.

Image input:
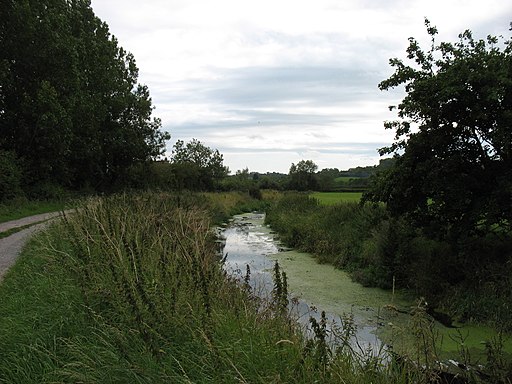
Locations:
1;191;425;383
0;192;298;382
0;220;49;239
9;191;508;383
0;197;69;223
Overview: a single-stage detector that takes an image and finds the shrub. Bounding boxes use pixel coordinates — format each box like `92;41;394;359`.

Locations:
0;150;23;202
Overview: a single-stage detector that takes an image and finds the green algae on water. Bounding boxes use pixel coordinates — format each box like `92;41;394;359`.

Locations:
269;250;512;363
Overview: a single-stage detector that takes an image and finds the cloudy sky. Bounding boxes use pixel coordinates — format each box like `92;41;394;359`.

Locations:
90;0;511;173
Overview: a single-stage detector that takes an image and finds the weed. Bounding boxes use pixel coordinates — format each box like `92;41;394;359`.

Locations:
2;191;508;383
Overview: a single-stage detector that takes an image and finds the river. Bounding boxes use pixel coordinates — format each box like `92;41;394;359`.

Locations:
219;212;512;363
220;212;406;353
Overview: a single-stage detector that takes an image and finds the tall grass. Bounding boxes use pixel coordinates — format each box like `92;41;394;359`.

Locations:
266;193;512;304
265;194;389;278
265;193;512;376
0;191;441;383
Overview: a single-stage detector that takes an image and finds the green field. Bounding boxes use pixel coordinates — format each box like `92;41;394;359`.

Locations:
310;192;363;205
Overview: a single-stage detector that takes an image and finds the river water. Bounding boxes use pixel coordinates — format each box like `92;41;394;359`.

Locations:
219;212;512;363
220;212;406;353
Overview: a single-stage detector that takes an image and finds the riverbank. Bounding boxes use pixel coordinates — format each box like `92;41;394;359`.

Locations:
1;192;430;383
0;193;301;382
265;193;512;379
1;191;509;383
223;212;512;365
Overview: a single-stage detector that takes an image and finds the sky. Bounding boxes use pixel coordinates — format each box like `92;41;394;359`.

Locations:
90;0;511;174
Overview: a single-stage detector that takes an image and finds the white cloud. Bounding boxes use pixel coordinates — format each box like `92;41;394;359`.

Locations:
90;0;512;172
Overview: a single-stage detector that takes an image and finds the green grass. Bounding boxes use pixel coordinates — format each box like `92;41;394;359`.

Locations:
0;220;49;239
0;194;295;381
0;232;90;383
6;191;494;383
0;193;304;382
310;191;363;205
0;198;69;223
266;193;512;382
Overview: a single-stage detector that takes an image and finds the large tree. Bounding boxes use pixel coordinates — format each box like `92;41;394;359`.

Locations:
288;160;319;191
170;139;228;191
365;20;512;240
0;0;169;193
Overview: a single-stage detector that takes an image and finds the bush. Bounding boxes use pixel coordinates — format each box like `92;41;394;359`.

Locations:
248;185;263;200
265;193;512;332
26;182;69;200
0;150;23;202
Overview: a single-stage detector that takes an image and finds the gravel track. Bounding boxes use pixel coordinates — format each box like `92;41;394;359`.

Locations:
0;212;67;282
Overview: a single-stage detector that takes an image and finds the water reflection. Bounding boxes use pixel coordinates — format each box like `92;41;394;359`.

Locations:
220;212;382;353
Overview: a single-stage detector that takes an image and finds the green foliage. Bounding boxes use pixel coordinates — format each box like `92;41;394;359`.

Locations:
288;160;319;191
366;20;512;240
0;194;299;382
266;193;512;334
314;160;395;192
0;0;169;194
220;167;254;191
358;20;512;333
0;192;421;383
170;139;229;191
316;168;340;191
201;191;270;223
0;150;23;202
266;194;387;270
221;169;289;192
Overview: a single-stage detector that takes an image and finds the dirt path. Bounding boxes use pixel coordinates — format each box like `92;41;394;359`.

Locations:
0;211;67;282
0;211;64;233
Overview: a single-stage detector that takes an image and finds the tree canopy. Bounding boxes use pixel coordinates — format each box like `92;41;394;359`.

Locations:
0;0;169;197
365;20;512;240
169;139;228;191
288;160;319;191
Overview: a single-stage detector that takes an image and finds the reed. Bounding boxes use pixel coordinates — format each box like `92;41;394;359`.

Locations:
0;191;439;383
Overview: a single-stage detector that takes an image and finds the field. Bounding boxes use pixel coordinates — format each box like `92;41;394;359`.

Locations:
310;191;363;205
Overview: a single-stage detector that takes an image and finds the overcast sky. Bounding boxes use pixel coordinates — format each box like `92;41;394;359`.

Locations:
90;1;511;173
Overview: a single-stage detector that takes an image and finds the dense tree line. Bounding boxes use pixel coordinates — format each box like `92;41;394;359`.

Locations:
168;139;228;191
217;159;394;193
123;139;230;192
0;0;169;199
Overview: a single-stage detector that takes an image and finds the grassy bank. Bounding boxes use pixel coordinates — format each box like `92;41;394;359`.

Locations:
265;194;512;374
0;191;427;383
0;197;69;223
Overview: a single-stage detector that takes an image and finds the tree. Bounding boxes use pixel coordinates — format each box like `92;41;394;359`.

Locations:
0;0;169;193
0;150;23;201
288;160;319;191
317;168;340;191
170;139;228;191
364;20;512;240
